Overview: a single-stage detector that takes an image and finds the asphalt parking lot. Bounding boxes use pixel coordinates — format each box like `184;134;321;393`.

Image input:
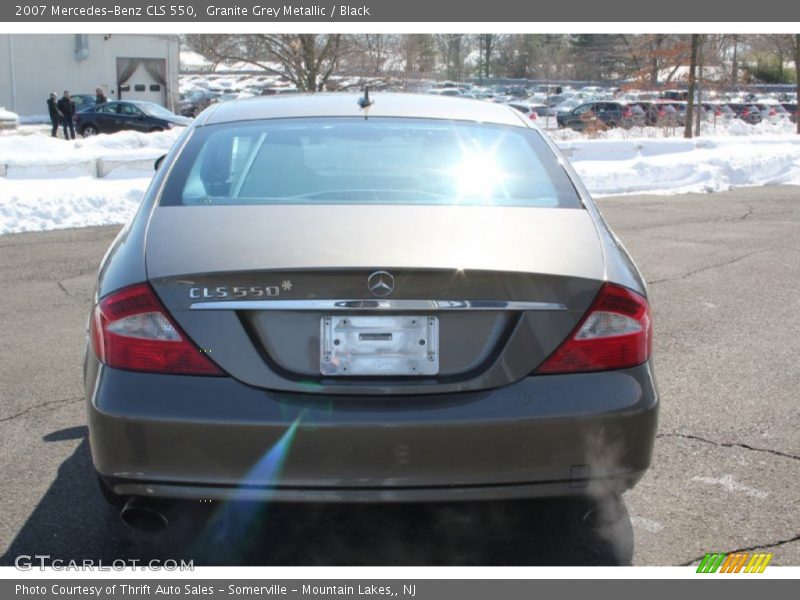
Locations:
1;186;798;566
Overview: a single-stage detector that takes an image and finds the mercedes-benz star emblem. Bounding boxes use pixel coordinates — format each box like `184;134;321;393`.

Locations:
367;271;395;297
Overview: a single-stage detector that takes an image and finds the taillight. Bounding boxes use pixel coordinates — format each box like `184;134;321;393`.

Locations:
89;283;224;375
715;108;722;116
742;108;749;116
769;108;776;116
529;111;537;120
535;283;652;374
622;107;633;117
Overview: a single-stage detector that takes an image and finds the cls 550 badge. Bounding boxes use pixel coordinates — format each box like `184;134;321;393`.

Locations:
189;285;281;299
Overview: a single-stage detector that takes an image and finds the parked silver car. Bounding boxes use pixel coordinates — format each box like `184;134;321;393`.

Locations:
85;93;657;528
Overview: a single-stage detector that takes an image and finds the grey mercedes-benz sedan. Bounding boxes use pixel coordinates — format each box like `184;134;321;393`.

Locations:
85;93;657;517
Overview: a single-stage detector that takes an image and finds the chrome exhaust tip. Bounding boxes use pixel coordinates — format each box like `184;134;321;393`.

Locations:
120;497;169;532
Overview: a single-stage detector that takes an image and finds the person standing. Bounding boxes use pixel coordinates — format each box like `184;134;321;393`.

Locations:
95;86;108;105
57;90;76;140
46;92;62;138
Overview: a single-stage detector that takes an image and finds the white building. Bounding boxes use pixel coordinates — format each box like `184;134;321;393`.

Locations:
0;34;180;117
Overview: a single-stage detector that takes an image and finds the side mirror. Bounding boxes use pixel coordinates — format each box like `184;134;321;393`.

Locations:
154;154;166;171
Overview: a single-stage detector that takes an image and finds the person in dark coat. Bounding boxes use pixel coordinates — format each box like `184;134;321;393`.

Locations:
95;86;108;105
46;92;62;138
57;90;76;140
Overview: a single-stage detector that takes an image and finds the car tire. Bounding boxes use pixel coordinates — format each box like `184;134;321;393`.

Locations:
81;124;98;137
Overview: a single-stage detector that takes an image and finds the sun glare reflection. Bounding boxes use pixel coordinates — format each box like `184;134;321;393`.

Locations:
189;414;303;557
450;149;507;201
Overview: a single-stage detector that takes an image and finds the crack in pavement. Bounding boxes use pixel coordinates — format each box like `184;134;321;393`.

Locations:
610;204;758;234
679;532;800;566
54;272;97;301
0;396;83;424
648;251;763;285
657;432;800;461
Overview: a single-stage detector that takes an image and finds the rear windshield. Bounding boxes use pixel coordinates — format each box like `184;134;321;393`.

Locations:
140;102;175;118
160;117;581;208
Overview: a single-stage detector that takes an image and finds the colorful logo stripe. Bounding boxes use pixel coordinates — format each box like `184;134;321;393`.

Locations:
697;552;773;573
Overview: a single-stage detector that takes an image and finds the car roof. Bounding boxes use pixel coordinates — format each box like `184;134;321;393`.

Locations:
199;93;527;127
512;102;548;108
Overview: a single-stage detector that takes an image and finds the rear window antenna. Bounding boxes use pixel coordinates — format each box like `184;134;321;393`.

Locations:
358;86;374;119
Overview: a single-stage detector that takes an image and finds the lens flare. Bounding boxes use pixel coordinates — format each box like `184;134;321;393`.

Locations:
449;150;507;201
190;414;303;557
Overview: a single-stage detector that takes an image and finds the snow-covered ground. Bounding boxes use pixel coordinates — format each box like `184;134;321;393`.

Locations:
0;128;179;234
1;121;799;236
0;175;151;234
560;119;800;195
0;126;180;176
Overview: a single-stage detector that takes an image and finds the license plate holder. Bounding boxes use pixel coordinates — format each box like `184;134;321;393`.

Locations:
320;315;439;376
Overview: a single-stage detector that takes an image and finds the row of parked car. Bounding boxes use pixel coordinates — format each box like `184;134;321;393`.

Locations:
427;83;798;132
35;83;800;138
548;100;797;131
178;86;303;117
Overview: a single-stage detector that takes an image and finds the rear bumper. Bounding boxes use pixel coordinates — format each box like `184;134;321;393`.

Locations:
86;360;658;502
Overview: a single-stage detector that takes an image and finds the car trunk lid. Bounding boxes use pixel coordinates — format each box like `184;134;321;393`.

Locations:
145;204;606;394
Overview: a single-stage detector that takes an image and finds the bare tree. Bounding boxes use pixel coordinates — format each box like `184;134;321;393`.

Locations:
435;34;469;81
538;35;569;80
349;35;403;79
730;34;740;84
569;34;638;81
476;34;500;79
398;35;437;88
766;34;795;82
186;34;346;92
649;34;665;85
495;35;533;79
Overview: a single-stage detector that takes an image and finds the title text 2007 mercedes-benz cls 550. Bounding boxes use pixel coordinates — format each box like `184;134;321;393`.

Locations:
84;93;657;514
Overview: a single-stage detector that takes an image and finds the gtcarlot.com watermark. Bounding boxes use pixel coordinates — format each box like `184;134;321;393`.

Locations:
14;554;194;571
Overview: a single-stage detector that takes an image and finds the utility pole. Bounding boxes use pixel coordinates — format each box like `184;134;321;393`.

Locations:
7;34;17;112
694;35;704;137
795;34;800;135
684;34;699;139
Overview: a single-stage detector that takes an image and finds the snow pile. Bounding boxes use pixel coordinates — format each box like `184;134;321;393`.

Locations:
0;129;182;179
563;134;800;196
0;128;180;164
0;129;181;234
0;175;151;234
